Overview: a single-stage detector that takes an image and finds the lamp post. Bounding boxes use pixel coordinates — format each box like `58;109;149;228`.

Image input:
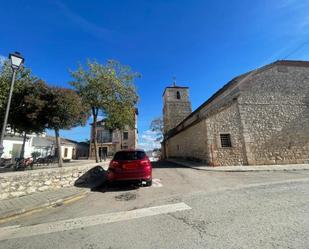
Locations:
0;52;24;157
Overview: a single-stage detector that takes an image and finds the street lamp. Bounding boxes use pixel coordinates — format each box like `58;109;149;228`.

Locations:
0;52;24;157
9;52;24;70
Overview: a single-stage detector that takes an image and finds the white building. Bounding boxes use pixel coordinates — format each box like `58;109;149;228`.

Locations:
1;132;77;161
2;134;34;160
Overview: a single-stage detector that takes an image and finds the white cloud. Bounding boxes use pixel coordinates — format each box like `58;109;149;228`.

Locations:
53;1;114;40
252;0;309;64
0;55;6;66
270;0;309;38
138;129;161;151
279;1;309;35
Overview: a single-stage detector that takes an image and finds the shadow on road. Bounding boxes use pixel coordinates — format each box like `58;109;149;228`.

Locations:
93;182;141;193
74;161;183;193
74;166;142;193
151;160;187;169
74;166;108;189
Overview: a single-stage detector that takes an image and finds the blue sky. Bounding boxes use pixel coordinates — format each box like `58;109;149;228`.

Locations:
1;0;309;150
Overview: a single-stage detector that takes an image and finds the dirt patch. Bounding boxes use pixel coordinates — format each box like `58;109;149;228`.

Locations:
115;192;137;201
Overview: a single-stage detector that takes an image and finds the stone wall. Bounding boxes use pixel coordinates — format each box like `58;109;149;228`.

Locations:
205;102;247;166
238;65;309;165
166;120;208;161
164;102;248;166
0;164;100;200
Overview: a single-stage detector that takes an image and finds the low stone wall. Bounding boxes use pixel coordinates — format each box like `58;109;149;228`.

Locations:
0;162;108;200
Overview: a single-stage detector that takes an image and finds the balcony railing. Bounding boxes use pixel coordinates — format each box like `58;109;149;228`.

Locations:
96;137;112;143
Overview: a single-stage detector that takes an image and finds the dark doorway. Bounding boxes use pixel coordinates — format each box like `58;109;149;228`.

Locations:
99;147;108;161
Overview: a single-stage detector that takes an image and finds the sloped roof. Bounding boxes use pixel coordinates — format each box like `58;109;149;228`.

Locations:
65;138;89;146
33;136;75;147
32;136;53;147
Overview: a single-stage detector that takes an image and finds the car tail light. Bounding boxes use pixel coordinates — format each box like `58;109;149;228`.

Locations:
139;159;151;167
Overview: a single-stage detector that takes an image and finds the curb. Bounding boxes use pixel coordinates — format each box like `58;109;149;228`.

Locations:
0;190;88;224
166;160;309;172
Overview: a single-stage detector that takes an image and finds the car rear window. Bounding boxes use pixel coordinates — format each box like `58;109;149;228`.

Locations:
113;151;146;160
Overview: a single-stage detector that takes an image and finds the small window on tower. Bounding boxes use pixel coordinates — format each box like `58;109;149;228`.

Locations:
176;91;181;99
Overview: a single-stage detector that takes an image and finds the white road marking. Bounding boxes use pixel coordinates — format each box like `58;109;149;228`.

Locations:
0;202;191;241
152;178;163;188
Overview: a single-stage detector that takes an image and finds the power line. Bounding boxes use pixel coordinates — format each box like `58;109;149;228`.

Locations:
282;40;309;60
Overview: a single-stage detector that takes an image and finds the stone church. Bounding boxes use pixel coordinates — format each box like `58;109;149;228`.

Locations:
162;60;309;166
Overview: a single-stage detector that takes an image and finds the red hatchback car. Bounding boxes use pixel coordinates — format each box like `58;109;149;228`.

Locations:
107;150;152;186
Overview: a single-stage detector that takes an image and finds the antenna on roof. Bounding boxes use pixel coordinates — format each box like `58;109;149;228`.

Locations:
172;76;176;87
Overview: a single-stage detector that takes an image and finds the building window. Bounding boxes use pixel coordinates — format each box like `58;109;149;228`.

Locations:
176;91;181;99
123;131;129;140
97;130;112;143
177;145;180;151
220;134;232;148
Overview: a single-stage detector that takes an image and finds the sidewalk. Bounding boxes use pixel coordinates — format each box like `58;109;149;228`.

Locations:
167;158;309;172
0;187;88;223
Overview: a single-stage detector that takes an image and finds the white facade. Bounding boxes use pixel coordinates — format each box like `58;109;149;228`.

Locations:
61;145;75;160
1;133;76;161
2;135;34;160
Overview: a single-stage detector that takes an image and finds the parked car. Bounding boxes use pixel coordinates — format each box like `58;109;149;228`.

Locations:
107;150;152;186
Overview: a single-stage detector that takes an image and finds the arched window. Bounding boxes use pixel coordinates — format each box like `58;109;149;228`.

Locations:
176;91;181;99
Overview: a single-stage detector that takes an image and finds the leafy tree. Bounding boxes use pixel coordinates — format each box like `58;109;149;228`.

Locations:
44;87;89;167
150;117;164;142
9;80;48;132
0;60;45;158
104;76;138;149
0;59;36;132
70;59;139;162
9;81;49;158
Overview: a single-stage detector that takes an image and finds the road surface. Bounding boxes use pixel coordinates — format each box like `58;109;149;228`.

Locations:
1;161;309;249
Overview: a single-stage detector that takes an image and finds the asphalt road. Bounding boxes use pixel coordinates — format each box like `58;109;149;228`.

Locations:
1;161;309;249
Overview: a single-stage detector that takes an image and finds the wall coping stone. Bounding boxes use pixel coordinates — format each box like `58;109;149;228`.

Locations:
0;162;108;178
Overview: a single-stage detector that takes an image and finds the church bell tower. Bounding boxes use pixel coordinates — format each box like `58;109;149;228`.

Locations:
163;81;192;135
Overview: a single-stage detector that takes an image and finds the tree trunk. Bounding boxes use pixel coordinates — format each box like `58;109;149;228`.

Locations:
120;129;123;150
55;128;63;167
92;108;100;163
20;132;27;159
